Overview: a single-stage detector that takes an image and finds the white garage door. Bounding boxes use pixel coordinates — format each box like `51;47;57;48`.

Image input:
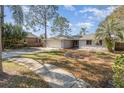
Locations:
62;40;73;48
47;40;62;48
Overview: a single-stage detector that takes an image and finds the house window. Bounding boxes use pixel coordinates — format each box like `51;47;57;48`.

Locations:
86;40;92;45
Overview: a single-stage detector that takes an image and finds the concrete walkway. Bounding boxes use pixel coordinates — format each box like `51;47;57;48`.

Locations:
9;58;92;88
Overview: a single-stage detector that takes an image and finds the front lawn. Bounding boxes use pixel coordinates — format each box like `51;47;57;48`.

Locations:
18;50;117;87
0;61;50;88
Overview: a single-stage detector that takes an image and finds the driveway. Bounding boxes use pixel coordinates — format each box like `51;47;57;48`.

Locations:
2;47;108;59
2;47;92;88
2;47;59;59
9;57;91;88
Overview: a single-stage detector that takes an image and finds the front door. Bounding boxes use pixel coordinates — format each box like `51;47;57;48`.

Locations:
73;40;79;48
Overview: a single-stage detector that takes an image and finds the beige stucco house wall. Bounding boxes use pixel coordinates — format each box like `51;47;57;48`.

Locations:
47;39;105;49
47;34;106;49
79;40;105;48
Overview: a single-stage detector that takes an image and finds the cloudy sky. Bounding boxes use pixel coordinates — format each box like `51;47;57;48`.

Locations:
4;5;117;37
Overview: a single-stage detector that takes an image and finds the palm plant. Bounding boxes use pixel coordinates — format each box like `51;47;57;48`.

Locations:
95;16;124;52
80;26;88;36
0;5;23;74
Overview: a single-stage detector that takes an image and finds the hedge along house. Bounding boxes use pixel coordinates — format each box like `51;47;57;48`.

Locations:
24;32;42;47
47;34;105;49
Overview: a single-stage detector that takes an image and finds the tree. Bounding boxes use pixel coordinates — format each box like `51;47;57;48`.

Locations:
2;23;27;48
0;5;4;74
9;5;24;25
95;6;124;52
107;6;124;25
3;6;24;49
25;5;58;47
95;16;124;52
0;5;23;74
80;26;88;36
51;16;71;36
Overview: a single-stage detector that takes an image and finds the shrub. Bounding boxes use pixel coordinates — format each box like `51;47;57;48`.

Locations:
113;55;124;87
2;23;27;49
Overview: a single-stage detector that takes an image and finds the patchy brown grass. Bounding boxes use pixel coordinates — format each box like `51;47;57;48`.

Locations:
0;61;50;88
19;50;117;87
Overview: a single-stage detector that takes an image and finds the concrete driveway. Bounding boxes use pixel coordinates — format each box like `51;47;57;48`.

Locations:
2;47;59;59
9;57;91;88
2;47;92;88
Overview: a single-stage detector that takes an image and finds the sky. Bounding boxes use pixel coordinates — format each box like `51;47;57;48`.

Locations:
4;5;117;37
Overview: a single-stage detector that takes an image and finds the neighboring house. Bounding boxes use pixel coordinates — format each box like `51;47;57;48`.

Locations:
24;32;42;47
47;34;105;49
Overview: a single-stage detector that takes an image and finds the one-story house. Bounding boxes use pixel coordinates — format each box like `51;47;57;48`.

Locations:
47;34;105;49
24;32;42;47
47;34;124;51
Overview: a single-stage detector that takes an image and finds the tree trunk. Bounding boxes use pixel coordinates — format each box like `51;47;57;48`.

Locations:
44;8;47;47
105;38;114;52
0;5;4;74
44;20;47;47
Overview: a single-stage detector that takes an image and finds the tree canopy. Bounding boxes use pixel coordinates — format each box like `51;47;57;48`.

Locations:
25;5;58;47
51;16;71;36
95;6;124;52
25;5;58;31
9;5;24;25
2;23;27;48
